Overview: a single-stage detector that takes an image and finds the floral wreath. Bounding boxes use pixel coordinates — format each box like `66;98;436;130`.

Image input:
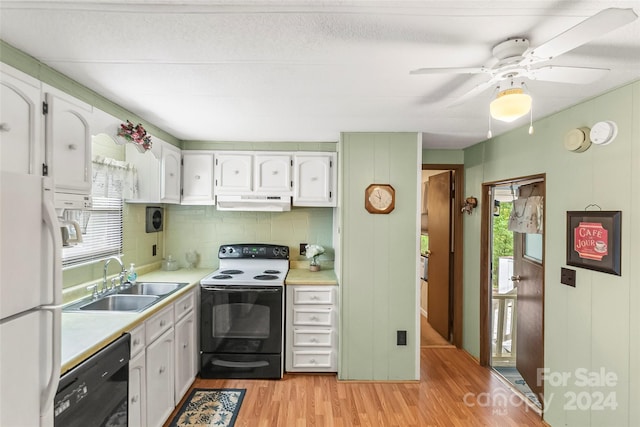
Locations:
117;120;152;151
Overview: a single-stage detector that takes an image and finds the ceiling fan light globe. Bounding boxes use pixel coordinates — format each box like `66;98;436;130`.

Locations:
490;89;532;122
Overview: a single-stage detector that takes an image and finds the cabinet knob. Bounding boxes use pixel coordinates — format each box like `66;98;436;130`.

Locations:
0;123;10;132
272;170;278;175
310;359;316;364
310;316;319;321
311;295;319;300
195;175;200;180
311;177;318;181
183;342;188;349
159;366;166;374
131;395;138;403
133;338;140;346
169;173;175;177
67;144;77;150
160;320;166;327
234;170;239;175
311;338;318;342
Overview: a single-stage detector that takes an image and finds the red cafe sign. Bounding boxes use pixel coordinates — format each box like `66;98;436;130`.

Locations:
574;221;608;261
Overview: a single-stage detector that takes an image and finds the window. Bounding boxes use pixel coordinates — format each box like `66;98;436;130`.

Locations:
61;158;134;268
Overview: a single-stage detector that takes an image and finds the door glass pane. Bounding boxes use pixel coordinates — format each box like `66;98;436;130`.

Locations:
524;233;543;262
213;303;270;339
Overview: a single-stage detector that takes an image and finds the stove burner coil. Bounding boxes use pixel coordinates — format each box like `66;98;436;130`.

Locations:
213;274;233;280
253;274;278;281
220;269;243;275
263;270;281;274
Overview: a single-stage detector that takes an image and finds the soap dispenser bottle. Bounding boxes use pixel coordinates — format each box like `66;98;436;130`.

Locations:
127;263;137;285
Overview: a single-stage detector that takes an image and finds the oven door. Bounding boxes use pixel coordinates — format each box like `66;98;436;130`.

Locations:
201;285;283;354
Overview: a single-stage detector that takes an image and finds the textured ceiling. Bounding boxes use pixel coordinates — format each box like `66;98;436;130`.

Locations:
1;1;639;149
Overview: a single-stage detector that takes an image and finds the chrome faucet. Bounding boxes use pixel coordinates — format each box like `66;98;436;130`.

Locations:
103;256;125;293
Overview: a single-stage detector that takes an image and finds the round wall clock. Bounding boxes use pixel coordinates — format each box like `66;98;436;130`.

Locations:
365;184;395;214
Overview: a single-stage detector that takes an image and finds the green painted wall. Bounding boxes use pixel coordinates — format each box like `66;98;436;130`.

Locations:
422;148;464;164
339;132;420;380
463;81;640;426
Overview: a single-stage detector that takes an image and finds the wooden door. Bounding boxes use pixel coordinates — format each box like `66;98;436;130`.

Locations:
427;171;452;340
513;182;545;403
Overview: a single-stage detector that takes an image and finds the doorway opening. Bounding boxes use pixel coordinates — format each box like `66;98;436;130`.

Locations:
480;175;545;411
419;164;463;349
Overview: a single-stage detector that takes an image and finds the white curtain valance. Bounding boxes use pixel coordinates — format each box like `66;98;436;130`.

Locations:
92;155;137;199
508;196;544;234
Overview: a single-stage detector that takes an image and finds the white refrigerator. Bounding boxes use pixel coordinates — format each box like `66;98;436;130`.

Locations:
0;172;63;427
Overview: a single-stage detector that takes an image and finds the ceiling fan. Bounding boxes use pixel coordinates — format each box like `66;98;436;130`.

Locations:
410;8;639;106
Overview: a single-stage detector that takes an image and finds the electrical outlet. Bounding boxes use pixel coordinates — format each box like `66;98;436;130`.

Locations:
300;243;307;255
152;244;157;257
397;330;407;346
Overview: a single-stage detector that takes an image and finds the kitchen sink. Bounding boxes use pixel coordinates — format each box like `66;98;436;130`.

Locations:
78;295;159;312
117;282;187;296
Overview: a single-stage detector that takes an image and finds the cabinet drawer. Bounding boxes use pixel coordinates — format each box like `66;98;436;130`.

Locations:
174;291;194;321
129;324;146;358
146;305;174;343
292;307;333;326
292;287;334;305
293;328;333;347
291;350;334;368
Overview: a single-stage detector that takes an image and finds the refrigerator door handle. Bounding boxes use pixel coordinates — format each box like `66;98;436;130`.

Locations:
40;177;63;415
39;306;61;416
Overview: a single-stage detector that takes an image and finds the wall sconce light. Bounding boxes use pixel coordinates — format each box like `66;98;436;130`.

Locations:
461;197;478;215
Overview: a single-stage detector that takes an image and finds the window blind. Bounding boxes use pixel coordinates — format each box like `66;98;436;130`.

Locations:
61;157;134;268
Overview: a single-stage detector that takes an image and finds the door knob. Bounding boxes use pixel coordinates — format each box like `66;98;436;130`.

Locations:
510;275;521;282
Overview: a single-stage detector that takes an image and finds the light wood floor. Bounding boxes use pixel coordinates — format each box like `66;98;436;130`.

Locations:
165;348;547;427
420;314;455;348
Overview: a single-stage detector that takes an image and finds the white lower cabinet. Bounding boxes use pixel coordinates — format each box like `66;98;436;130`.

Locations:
126;288;198;427
286;285;338;372
146;327;175;427
174;296;197;403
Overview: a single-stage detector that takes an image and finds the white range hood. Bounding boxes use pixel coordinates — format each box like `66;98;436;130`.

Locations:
216;194;291;212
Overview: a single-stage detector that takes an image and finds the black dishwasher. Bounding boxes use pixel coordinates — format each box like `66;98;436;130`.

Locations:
54;333;130;427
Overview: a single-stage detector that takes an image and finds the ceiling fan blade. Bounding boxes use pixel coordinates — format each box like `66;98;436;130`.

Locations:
447;78;497;107
525;8;638;63
410;66;488;75
527;65;609;84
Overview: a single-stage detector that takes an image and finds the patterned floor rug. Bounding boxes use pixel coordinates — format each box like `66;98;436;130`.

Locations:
168;388;245;427
493;366;542;408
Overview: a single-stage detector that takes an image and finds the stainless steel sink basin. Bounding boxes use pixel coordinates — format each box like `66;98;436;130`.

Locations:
118;282;187;296
78;295;159;312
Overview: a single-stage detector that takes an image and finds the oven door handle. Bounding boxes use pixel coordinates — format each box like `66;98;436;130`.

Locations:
202;286;281;292
211;359;270;368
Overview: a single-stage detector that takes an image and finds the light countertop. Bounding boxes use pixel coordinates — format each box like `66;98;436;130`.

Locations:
61;268;213;374
285;267;338;286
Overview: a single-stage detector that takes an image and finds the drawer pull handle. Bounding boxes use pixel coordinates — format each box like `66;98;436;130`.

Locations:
311;338;318;343
159;366;166;374
310;359;316;364
311;295;319;300
131;395;138;403
160;320;166;327
310;316;319;321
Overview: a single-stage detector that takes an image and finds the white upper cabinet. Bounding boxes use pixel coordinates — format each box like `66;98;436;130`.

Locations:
126;138;181;204
0;64;42;176
181;151;214;205
43;85;93;195
213;152;253;194
161;142;181;204
293;152;337;207
126;139;162;203
254;153;292;195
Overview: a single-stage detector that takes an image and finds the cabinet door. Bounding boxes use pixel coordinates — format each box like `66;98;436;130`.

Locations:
146;328;175;427
125;141;161;203
254;154;292;194
128;350;146;427
0;65;42;176
174;311;196;403
161;142;181;204
214;153;252;194
182;152;214;204
44;87;92;194
293;153;337;206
